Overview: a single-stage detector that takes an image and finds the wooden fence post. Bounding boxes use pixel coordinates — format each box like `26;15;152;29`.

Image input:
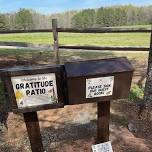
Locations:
23;112;44;152
52;19;59;64
144;29;152;98
97;101;110;143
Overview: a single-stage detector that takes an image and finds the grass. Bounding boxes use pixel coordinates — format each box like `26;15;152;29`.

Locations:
0;32;150;47
111;24;151;29
111;114;128;127
0;48;148;60
0;48;53;57
0;24;151;46
128;84;144;102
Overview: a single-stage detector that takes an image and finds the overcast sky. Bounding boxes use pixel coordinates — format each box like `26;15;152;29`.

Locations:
0;0;152;14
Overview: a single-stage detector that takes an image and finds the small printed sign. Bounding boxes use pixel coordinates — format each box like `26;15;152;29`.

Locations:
11;73;58;108
92;141;113;152
86;76;114;98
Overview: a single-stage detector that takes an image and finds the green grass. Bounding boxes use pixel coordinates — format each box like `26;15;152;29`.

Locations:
59;33;150;47
0;48;148;62
111;114;128;127
0;33;52;44
0;32;150;47
0;48;36;56
0;48;53;57
111;24;151;29
0;24;151;46
128;84;144;102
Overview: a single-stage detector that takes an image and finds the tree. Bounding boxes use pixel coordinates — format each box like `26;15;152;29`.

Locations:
50;11;77;28
0;14;8;30
72;9;95;28
1;5;152;30
15;8;34;30
96;7;104;27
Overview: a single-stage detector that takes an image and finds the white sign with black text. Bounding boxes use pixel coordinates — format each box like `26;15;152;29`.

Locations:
11;73;58;108
86;76;114;98
92;141;113;152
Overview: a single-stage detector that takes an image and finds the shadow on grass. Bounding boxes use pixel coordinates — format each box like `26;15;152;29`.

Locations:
40;120;96;151
0;48;116;63
0;143;28;152
110;113;128;127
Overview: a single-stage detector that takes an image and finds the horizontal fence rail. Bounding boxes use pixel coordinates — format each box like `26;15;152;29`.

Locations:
57;28;152;33
0;29;53;34
59;45;149;51
0;28;152;34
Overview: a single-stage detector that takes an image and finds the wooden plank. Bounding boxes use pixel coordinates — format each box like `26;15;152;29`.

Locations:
52;19;60;64
59;45;149;51
57;28;152;33
97;101;110;143
0;28;151;34
0;29;53;34
23;112;44;152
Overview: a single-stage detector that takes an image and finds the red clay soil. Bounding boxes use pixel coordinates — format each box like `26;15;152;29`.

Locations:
0;101;152;152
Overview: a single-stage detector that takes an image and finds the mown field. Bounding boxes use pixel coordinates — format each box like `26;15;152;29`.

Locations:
0;24;151;47
0;32;151;47
110;24;151;29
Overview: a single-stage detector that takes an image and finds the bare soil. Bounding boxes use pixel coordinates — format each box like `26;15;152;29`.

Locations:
1;101;152;152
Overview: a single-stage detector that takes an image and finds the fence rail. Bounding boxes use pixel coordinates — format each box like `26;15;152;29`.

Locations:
57;28;152;33
59;45;149;51
0;28;152;34
0;29;53;34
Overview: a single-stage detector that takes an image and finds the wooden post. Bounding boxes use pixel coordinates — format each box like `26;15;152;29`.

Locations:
144;29;152;103
23;112;44;152
97;101;110;143
52;19;59;64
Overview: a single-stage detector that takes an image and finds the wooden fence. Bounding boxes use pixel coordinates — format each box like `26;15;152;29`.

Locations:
51;19;151;62
0;19;151;62
0;28;151;34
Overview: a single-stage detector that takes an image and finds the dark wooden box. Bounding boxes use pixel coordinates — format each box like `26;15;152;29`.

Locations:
64;57;134;105
1;65;65;113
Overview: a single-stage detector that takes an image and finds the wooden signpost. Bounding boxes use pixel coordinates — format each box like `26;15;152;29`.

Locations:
64;57;134;143
1;57;134;151
1;65;65;152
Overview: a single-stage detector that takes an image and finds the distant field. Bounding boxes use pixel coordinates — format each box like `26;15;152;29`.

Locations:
0;32;151;47
0;25;151;47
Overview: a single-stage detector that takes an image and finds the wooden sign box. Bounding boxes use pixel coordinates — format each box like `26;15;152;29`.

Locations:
1;65;65;113
64;57;134;105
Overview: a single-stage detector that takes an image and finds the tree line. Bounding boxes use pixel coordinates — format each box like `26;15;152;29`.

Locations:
72;5;152;28
0;5;152;30
0;9;77;30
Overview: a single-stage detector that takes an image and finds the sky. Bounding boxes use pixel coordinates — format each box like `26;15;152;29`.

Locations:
0;0;152;14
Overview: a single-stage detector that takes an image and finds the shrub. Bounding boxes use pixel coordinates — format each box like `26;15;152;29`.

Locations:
128;84;144;102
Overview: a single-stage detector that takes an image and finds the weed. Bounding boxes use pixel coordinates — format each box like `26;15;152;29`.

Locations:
128;84;144;102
